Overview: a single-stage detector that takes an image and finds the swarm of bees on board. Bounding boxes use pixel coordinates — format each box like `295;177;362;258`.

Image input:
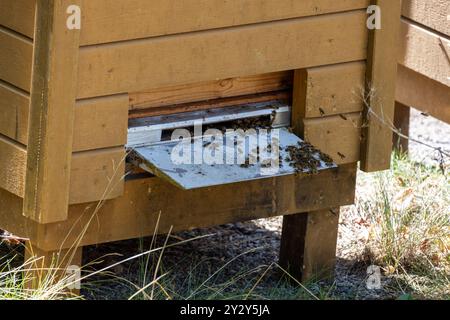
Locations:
285;142;334;175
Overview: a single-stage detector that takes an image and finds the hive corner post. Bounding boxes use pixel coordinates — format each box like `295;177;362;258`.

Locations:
280;209;341;282
24;0;82;224
280;63;363;282
360;0;402;172
393;101;410;153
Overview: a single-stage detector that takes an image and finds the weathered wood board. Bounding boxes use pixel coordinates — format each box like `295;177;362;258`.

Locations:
0;83;128;151
79;0;369;45
396;65;450;124
0;28;32;91
402;0;449;36
360;0;402;172
0;137;125;205
77;10;368;98
0;164;357;251
0;0;35;38
399;19;450;87
130;71;293;111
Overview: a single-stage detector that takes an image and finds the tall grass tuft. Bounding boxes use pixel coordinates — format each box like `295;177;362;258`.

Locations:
356;153;449;299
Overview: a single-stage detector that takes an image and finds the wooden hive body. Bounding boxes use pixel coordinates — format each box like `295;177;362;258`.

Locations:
0;0;402;284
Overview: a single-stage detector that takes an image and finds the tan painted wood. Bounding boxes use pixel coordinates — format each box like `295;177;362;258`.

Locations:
24;0;82;223
399;19;450;87
0;0;35;38
361;0;402;172
396;65;450;124
0;138;125;205
293;62;365;119
1;164;356;251
280;209;341;282
73;95;129;151
69;147;125;205
0;82;29;144
79;0;370;45
0;28;33;91
77;10;368;98
0;135;26;198
402;0;449;36
129;71;293;111
303;113;362;165
0;84;128;151
34;164;357;251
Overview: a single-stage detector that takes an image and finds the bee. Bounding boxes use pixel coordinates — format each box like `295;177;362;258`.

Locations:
319;108;326;116
338;152;346;159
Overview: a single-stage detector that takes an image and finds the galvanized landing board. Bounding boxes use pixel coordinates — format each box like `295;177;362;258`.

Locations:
131;128;336;190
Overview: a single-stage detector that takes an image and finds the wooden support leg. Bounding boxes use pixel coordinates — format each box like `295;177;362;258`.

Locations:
24;242;83;295
393;102;410;154
279;209;340;282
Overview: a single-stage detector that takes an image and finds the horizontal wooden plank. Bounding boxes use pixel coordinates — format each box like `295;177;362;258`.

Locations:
297;62;366;118
130;71;293;110
0;0;35;38
129;91;290;119
303;112;362;165
69;147;125;204
399;19;450;87
0;83;128;151
77;10;368;99
396;65;450;124
402;0;449;36
0;136;26;198
31;164;356;250
0;82;28;144
0;139;125;205
80;0;370;45
0;28;32;91
73;95;129;151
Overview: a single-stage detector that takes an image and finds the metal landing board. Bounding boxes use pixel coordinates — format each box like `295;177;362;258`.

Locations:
130;128;336;190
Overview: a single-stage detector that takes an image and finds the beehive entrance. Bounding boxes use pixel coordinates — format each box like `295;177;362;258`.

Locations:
126;101;336;189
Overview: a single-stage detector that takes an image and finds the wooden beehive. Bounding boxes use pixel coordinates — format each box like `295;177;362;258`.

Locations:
0;0;401;283
394;0;450;150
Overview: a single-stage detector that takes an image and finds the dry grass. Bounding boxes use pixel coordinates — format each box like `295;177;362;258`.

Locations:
0;152;448;300
354;153;449;299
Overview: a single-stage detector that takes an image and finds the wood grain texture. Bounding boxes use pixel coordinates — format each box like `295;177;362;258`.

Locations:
73;95;129;151
396;65;450;124
129;91;290;119
38;164;357;251
303;113;362;165
399;19;450;87
280;209;341;282
0;82;29;144
69;147;125;205
0;84;129;151
24;0;82;223
0;138;125;206
79;0;370;45
293;62;365;119
77;10;368;98
402;0;449;36
0;0;36;38
0;135;26;198
0;28;32;91
361;0;402;172
129;71;293;110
